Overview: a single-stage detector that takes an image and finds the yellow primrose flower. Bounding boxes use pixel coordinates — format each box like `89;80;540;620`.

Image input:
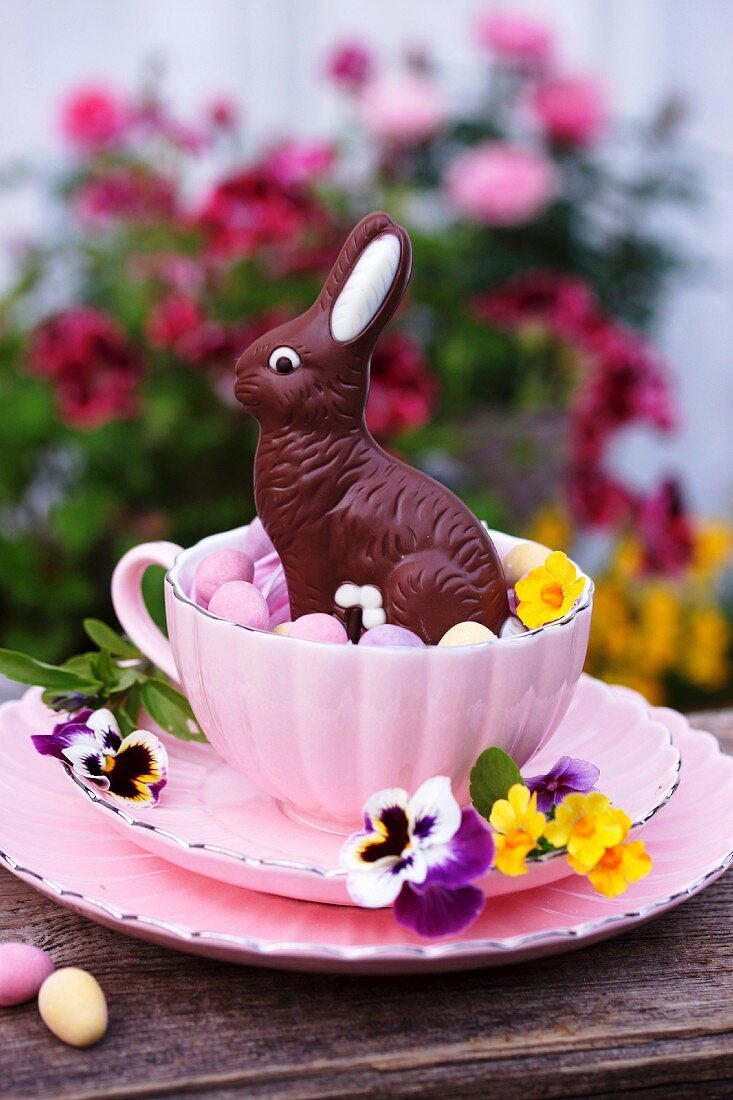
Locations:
691;521;732;581
587;838;652;898
544;794;627;874
490;783;546;877
515;551;586;630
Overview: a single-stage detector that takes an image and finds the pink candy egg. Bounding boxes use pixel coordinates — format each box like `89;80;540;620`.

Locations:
208;581;269;630
289;613;348;645
0;942;55;1007
195;549;255;607
359;625;425;648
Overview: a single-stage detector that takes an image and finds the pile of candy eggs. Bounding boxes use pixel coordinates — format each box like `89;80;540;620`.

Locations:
193;539;558;647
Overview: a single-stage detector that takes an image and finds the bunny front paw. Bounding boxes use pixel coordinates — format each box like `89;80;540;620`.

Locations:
334;583;386;630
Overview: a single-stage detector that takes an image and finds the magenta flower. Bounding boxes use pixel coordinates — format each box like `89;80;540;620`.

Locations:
326;42;374;91
341;777;493;938
523;756;600;814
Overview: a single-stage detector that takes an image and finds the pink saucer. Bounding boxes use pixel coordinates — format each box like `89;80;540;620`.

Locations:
2;694;725;977
58;677;679;904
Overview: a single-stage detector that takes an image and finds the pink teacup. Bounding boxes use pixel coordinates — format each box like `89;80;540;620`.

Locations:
112;523;593;829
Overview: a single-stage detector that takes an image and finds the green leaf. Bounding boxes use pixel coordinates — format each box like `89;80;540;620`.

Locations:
140;679;206;742
93;648;117;688
0;647;100;694
469;747;524;822
83;619;140;658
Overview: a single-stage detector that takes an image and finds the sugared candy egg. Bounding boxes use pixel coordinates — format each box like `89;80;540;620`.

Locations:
272;620;293;636
38;968;108;1048
500;615;527;638
0;943;54;1007
195;549;255;607
502;541;551;586
289;614;348;644
359;625;424;648
438;622;496;647
208;581;269;630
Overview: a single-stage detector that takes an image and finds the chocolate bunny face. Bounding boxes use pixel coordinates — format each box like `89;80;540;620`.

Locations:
234;212;412;431
236;211;509;644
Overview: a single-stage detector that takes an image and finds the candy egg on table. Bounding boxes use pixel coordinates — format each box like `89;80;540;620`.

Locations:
502;541;551;586
358;624;425;648
0;943;54;1007
438;622;497;647
208;581;269;630
289;614;348;644
194;549;255;608
38;967;108;1048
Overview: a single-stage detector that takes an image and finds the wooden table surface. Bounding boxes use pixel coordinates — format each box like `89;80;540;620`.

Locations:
3;709;733;1100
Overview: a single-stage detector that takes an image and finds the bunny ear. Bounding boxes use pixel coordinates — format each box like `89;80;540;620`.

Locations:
322;212;412;345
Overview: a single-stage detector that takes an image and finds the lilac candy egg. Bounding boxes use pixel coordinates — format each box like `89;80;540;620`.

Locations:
195;549;255;608
289;613;348;645
208;581;270;630
0;943;55;1007
359;625;425;648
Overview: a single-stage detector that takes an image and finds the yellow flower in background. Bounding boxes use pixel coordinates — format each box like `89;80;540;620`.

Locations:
525;505;572;555
637;585;681;676
545;793;627;874
515;551;585;630
614;535;644;580
682;606;730;690
490;783;546;877
587;838;652;898
691;521;732;581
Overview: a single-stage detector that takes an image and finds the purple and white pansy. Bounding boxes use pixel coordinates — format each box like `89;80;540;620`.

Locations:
340;776;494;938
33;708;168;807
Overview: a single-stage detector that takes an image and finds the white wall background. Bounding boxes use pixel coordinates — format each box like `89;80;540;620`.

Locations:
0;0;731;516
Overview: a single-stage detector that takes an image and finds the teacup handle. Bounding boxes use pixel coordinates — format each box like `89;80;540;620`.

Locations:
111;542;182;685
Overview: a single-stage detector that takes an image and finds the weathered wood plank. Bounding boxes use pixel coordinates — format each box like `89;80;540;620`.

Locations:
1;708;732;1099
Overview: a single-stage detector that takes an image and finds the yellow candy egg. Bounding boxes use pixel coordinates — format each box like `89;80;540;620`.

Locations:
38;967;108;1048
438;622;496;647
272;621;293;636
502;541;551;586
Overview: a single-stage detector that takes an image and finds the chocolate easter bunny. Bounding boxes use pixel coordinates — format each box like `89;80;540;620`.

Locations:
235;211;509;644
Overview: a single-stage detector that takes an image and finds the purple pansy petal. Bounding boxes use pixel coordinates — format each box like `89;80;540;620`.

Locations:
409;775;461;846
87;708;122;753
31;711;95;760
393;882;485;938
423;809;494;889
525;755;600;813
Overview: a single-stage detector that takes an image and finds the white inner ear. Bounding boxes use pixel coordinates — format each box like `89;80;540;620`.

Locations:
330;233;401;343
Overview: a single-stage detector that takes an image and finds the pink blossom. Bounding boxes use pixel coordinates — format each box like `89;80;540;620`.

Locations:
326;42;374;90
206;97;239;131
264;141;335;189
366;333;438;438
446;143;556;226
73;168;177;227
533;77;606;146
474;12;553;68
474;271;599;337
147;295;204;353
360;74;447;146
59;85;128;150
636;479;695;574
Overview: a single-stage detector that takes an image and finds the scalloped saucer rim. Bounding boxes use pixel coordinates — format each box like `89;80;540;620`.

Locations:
58;675;680;904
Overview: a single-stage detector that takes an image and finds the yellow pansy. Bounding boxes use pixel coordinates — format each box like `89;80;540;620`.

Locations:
490;783;546;877
587;838;652;898
545;793;627;874
515;551;586;630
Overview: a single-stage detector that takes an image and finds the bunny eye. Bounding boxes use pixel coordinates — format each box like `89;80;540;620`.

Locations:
268;346;301;375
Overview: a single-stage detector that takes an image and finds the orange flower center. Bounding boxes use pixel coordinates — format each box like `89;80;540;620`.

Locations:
600;845;623;870
540;582;564;609
506;828;531;850
574;815;596;839
103;754;116;774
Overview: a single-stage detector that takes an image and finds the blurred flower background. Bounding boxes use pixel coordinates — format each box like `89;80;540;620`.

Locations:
0;0;731;708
